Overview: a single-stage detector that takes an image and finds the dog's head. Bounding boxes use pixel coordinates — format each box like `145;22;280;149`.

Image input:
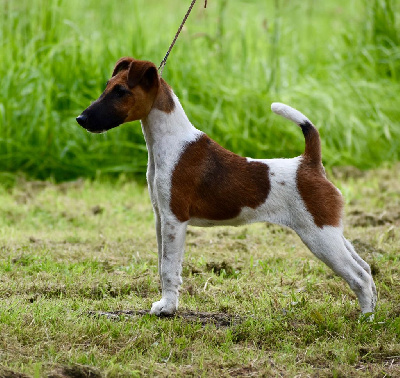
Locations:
76;57;160;133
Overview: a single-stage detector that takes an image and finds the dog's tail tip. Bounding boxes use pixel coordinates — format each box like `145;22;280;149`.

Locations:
271;102;321;163
271;102;310;126
270;102;285;113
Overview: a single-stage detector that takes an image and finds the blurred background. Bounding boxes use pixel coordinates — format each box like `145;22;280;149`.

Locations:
0;0;399;182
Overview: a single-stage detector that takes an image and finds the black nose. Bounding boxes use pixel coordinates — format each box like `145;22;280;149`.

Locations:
76;114;88;127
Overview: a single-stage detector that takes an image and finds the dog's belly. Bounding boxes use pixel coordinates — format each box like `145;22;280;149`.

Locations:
188;195;305;228
188;207;264;227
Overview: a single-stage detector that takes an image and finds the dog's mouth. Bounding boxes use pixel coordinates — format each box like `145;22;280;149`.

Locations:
83;124;121;134
87;129;107;134
76;114;123;134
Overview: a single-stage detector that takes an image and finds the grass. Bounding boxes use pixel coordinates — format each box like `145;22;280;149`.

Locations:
0;165;399;377
0;0;399;181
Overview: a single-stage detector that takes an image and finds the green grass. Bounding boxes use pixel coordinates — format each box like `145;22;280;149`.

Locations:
0;166;399;376
0;0;399;181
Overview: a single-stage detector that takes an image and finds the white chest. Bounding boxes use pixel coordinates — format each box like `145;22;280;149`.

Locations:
141;96;202;207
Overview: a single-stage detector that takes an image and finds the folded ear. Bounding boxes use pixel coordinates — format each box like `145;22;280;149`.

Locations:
127;61;160;91
112;57;134;77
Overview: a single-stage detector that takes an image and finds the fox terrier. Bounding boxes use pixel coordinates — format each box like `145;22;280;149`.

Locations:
77;57;377;316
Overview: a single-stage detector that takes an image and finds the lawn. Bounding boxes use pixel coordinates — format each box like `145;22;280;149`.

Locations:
0;166;399;377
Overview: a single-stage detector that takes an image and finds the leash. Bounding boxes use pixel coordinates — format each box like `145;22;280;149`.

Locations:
158;0;208;76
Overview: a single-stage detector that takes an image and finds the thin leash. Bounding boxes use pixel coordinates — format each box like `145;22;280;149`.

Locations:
158;0;208;77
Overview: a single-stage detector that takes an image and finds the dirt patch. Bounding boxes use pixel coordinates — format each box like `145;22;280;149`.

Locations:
358;345;400;364
182;264;203;276
206;261;238;277
226;365;259;377
351;239;385;256
348;209;399;227
182;260;241;277
47;364;102;378
0;368;31;378
88;310;243;327
331;166;365;180
90;205;104;216
351;239;385;275
11;178;85;204
354;356;400;376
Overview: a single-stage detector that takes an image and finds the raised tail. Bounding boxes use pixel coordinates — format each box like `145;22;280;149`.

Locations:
271;102;321;164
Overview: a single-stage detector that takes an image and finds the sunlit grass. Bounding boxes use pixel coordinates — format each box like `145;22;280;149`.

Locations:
0;166;399;376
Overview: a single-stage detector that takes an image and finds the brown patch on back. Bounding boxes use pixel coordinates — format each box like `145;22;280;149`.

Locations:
297;157;343;228
170;135;270;222
153;79;175;113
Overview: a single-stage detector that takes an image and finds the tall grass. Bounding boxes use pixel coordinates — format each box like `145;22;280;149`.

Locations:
0;0;399;181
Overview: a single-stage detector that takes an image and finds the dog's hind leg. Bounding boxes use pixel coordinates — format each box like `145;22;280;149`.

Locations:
343;237;371;274
343;237;377;304
296;226;376;314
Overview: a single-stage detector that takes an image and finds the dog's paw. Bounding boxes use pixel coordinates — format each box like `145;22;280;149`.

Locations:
150;298;177;316
358;312;375;323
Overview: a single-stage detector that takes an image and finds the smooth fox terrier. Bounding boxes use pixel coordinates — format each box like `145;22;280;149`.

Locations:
77;57;377;316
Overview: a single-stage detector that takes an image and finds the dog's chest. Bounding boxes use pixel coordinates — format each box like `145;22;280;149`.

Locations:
145;132;203;209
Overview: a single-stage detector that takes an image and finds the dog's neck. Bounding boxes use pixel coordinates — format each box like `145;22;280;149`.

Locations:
141;85;201;153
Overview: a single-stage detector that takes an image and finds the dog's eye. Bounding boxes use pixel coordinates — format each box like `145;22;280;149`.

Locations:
114;85;130;97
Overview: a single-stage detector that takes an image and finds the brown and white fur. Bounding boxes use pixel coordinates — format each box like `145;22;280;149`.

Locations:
77;57;377;316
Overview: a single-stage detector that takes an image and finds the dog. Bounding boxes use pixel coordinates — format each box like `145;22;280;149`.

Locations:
76;57;377;316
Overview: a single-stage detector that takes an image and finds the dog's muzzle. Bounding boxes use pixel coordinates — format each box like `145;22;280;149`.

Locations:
76;114;88;127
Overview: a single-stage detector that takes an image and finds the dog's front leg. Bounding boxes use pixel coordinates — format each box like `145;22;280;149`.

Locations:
154;211;162;282
150;216;187;316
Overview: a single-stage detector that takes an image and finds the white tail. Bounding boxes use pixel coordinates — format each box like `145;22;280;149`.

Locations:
271;102;321;164
271;102;312;126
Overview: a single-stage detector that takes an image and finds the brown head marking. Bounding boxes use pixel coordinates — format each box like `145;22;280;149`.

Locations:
76;57;174;132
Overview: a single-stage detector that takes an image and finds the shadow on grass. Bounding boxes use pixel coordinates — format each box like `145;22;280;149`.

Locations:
88;309;244;327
